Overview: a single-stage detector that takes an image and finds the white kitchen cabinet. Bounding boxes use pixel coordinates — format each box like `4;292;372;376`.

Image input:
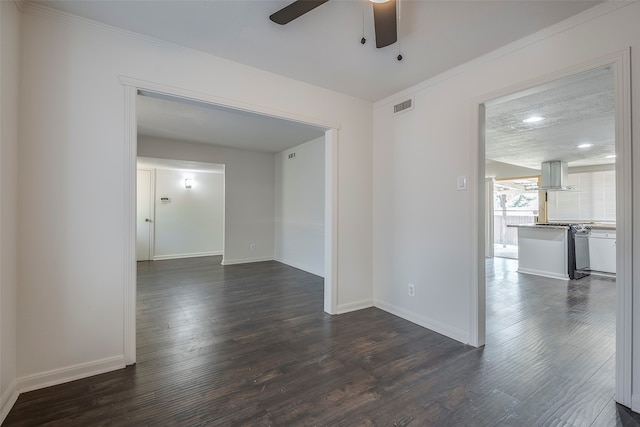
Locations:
589;230;616;274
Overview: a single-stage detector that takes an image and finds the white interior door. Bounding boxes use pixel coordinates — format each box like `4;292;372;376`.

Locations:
136;169;153;261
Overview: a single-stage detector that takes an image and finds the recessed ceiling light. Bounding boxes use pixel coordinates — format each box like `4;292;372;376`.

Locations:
577;143;593;149
523;115;545;123
606;154;616;158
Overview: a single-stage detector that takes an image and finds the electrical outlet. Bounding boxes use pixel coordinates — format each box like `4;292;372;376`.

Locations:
250;243;256;250
408;283;415;297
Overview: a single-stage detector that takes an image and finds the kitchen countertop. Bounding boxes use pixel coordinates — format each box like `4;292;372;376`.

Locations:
507;224;570;229
585;223;616;230
507;223;616;230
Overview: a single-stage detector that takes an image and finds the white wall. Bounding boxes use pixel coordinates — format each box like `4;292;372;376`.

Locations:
17;4;372;393
153;168;224;260
0;0;20;420
275;137;325;277
139;137;275;264
372;1;640;408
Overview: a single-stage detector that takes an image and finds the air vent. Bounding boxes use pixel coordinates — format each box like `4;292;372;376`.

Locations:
393;97;414;115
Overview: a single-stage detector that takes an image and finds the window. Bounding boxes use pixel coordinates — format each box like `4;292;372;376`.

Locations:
547;170;615;221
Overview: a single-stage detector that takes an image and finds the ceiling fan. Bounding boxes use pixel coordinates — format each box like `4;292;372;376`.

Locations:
269;0;398;49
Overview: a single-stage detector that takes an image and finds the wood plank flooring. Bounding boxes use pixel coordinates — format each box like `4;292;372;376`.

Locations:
5;256;640;426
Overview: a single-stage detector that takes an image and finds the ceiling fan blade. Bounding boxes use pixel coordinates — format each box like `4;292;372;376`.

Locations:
270;0;330;25
372;0;397;48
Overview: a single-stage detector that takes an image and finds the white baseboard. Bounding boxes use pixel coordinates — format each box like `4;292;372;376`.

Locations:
517;268;568;280
153;251;222;261
0;380;19;424
374;300;469;345
273;257;324;278
17;355;125;394
632;393;640;414
221;256;273;266
337;299;373;314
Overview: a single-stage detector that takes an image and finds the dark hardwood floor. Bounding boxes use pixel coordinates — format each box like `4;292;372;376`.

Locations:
5;256;640;426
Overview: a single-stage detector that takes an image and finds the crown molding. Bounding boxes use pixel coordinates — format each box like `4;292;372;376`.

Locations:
20;2;366;104
374;0;636;108
21;2;218;58
12;0;25;12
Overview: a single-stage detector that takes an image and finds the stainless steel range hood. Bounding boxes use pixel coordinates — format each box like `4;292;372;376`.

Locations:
534;161;577;191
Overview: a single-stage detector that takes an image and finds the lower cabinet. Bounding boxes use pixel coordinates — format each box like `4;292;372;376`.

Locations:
589;230;616;274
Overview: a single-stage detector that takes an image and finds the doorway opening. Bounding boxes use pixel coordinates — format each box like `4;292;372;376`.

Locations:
121;77;340;366
473;51;632;407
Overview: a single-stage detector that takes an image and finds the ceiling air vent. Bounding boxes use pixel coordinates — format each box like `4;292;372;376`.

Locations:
393;97;414;115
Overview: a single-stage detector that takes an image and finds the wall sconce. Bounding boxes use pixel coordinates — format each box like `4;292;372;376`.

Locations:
185;178;193;189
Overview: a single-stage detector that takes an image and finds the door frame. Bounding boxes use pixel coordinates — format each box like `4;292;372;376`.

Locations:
469;50;633;406
119;76;341;365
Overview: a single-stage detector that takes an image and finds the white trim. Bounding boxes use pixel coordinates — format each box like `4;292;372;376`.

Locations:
153;251;223;261
0;380;19;424
468;103;485;348
375;300;468;344
121;78;340;379
119;76;340;132
337;299;373;315
375;1;633;109
614;48;633;409
221;169;226;268
220;256;274;266
324;129;339;315
516;269;569;281
12;0;24;13
470;50;633;408
17;356;125;394
123;85;137;366
273;257;324;278
633;394;640;414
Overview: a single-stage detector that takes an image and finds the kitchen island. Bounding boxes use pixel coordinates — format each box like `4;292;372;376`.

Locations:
508;224;570;279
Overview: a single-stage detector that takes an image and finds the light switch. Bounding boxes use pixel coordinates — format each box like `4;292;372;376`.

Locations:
457;176;467;191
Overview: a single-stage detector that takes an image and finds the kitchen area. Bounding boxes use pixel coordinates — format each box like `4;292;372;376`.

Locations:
485;64;617;282
507;160;616;280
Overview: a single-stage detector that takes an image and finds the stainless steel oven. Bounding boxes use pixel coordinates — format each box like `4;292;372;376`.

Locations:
568;224;591;279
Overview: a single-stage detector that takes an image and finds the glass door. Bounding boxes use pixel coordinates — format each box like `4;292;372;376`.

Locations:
493;177;540;259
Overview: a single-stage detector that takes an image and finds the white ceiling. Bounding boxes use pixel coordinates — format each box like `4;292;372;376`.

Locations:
31;0;612;158
137;156;225;173
485;65;615;170
32;0;602;102
137;92;326;152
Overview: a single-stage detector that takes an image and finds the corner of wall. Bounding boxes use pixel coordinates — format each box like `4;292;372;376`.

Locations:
16;355;125;395
336;299;374;315
0;379;19;424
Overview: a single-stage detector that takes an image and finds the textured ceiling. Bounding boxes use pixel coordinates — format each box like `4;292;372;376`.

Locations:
137;92;326;152
31;0;603;102
485;66;615;170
